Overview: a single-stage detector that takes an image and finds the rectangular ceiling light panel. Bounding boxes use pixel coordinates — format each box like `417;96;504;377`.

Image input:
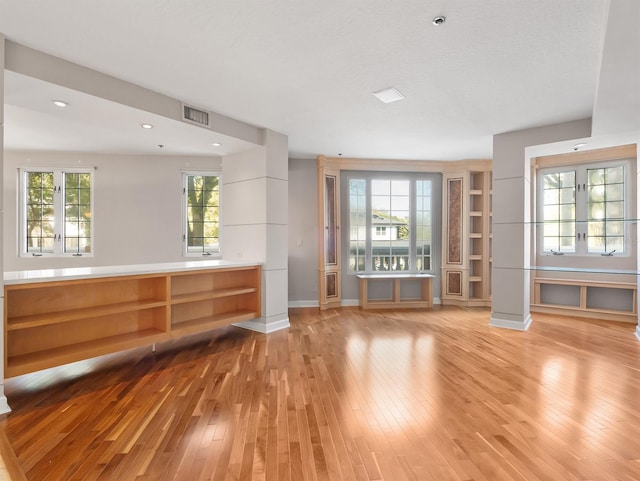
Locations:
372;86;405;103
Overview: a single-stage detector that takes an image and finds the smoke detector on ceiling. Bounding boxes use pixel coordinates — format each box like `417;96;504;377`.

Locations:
433;16;446;26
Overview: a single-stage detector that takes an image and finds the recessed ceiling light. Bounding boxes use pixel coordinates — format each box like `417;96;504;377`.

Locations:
212;142;222;147
372;86;405;104
141;123;154;129
433;15;446;25
52;100;70;108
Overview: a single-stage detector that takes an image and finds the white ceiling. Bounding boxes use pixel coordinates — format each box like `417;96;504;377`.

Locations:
0;1;608;160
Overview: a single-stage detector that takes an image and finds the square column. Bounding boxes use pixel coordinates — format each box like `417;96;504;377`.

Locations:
491;119;592;330
222;129;289;333
0;35;10;413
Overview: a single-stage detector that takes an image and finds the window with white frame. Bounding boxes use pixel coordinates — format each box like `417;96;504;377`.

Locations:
539;160;629;256
183;172;220;256
21;168;94;256
348;175;432;272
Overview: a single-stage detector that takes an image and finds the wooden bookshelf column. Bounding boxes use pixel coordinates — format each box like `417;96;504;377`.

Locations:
441;162;492;307
4;263;261;378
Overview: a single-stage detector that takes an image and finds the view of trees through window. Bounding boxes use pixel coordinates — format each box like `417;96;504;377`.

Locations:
186;174;220;254
26;171;55;254
540;162;626;255
24;170;92;255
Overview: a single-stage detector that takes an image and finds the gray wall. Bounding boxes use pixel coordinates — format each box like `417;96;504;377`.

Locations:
4;151;221;271
287;158;318;305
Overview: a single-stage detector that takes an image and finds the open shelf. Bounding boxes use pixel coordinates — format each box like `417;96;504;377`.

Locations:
5;264;262;377
7;299;167;331
170;310;259;337
6;328;167;378
171;287;258;304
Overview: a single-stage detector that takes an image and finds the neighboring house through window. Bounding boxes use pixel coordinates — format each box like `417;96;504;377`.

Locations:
348;175;433;272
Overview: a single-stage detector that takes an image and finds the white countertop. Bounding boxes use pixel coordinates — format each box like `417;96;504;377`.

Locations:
4;259;262;284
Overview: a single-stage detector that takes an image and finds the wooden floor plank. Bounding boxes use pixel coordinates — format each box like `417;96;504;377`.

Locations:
3;307;640;480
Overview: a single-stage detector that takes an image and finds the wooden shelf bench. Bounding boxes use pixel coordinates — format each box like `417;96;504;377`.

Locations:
356;273;434;309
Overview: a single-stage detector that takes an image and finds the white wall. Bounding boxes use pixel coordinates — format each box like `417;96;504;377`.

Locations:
4;151;221;271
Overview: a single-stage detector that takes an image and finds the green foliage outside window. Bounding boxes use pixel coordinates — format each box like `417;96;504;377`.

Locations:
186;175;220;253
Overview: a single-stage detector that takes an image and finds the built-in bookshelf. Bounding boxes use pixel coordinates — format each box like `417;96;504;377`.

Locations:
4;263;261;377
441;164;492;306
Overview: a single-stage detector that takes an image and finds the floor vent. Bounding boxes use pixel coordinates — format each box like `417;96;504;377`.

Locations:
182;104;210;127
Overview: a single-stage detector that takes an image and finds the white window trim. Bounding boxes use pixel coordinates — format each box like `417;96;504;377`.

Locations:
536;158;632;258
19;167;95;258
181;170;222;258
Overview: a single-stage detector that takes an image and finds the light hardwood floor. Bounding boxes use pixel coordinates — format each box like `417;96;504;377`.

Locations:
2;306;640;480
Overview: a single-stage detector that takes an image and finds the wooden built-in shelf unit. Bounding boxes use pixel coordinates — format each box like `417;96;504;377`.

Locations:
441;164;492;307
5;264;261;378
317;155;493;310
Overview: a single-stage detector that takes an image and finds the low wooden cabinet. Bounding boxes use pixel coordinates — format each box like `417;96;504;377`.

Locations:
4;263;261;378
170;267;261;336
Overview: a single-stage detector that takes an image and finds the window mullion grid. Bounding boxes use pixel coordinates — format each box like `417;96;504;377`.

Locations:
409;180;417;272
365;178;373;271
54;170;64;255
577;170;587;255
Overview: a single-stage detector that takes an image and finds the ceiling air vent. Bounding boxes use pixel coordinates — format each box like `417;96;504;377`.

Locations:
182;104;211;127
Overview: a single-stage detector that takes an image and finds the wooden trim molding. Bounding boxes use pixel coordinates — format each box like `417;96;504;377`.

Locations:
317;155;491;173
533;144;636;169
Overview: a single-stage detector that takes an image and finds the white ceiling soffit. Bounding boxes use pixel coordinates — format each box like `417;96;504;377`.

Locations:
3;72;258;156
0;1;608;160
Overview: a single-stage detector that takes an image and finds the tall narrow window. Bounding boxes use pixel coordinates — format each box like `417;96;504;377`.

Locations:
184;173;220;256
587;165;624;254
21;168;94;256
372;179;410;271
64;172;92;254
415;180;432;270
25;171;55;254
542;171;576;253
348;179;366;271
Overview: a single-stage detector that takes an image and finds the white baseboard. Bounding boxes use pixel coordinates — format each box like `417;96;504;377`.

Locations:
0;395;11;415
288;300;319;308
489;313;532;331
288;297;442;309
234;316;290;334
